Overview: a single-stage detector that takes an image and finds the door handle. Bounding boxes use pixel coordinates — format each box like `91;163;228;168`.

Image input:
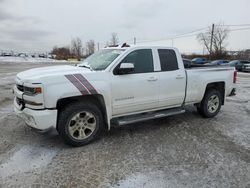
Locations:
147;77;158;81
176;75;184;79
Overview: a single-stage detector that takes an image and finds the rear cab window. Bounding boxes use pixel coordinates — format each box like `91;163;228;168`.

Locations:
158;49;179;71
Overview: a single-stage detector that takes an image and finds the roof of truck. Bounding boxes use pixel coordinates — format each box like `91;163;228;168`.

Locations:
104;44;176;50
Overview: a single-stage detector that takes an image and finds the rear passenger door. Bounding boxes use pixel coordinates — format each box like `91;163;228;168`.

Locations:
157;49;186;108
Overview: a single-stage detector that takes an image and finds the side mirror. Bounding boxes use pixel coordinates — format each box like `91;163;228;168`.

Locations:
116;63;134;75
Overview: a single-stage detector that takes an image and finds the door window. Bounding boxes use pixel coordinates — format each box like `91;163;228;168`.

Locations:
120;49;154;74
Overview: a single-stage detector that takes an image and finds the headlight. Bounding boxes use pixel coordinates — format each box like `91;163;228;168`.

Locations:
23;86;42;95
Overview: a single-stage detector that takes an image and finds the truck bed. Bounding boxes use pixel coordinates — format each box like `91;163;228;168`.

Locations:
185;64;230;69
184;66;235;105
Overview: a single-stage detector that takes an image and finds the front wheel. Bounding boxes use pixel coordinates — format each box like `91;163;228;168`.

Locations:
57;101;104;146
197;89;222;118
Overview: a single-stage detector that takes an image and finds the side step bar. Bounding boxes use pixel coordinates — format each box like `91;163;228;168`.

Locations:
112;108;185;126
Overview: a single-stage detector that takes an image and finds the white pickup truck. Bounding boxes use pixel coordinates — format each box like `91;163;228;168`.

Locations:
13;46;237;146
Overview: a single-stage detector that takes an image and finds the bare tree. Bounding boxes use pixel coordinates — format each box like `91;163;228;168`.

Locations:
197;32;211;54
71;37;82;60
109;33;119;46
85;40;95;56
197;23;229;57
51;46;72;60
213;26;229;55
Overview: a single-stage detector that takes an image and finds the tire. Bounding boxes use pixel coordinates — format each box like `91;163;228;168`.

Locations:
197;89;222;118
57;101;104;146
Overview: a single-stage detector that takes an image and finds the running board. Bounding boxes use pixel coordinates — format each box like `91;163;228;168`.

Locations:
112;108;185;126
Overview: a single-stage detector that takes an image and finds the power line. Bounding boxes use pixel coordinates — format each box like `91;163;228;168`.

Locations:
136;26;208;44
170;33;198;39
136;33;197;44
174;27;208;37
221;24;250;27
135;25;250;44
228;27;250;31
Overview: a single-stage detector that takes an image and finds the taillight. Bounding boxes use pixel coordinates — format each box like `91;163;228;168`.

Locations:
233;70;237;83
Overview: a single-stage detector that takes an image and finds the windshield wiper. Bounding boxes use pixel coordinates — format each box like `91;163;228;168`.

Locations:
78;64;93;71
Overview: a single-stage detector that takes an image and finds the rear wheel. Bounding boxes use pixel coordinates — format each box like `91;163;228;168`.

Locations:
57;101;104;146
197;89;222;118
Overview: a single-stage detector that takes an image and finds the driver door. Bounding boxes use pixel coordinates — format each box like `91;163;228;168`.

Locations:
111;49;159;116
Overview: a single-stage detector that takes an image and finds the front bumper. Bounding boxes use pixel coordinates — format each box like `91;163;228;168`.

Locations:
14;98;57;130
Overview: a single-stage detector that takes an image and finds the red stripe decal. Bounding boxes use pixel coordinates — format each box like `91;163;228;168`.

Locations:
72;74;91;94
65;75;89;95
74;74;98;94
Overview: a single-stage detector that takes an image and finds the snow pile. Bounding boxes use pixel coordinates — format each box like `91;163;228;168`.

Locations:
0;145;57;178
0;56;68;64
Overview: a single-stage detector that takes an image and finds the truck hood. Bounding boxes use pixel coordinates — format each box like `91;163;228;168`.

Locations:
16;65;91;83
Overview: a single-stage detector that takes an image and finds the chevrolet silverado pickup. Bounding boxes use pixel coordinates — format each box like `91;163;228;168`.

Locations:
13;46;237;146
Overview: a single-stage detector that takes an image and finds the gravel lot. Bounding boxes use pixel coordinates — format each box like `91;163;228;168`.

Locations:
0;63;250;188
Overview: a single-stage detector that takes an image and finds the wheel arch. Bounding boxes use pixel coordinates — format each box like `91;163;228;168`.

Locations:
204;82;225;105
56;94;108;130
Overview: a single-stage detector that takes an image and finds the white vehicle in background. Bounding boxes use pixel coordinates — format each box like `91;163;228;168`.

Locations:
242;63;250;72
13;45;237;146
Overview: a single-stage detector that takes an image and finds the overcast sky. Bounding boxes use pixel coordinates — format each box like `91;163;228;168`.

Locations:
0;0;250;54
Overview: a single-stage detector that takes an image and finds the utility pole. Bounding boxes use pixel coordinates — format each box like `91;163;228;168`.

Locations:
97;42;100;51
171;38;174;47
133;37;136;45
209;23;215;59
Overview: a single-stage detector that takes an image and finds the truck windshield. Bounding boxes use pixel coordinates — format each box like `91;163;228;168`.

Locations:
79;49;125;71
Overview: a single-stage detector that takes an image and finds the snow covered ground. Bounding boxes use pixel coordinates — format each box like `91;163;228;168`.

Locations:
0;64;249;187
0;56;69;64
